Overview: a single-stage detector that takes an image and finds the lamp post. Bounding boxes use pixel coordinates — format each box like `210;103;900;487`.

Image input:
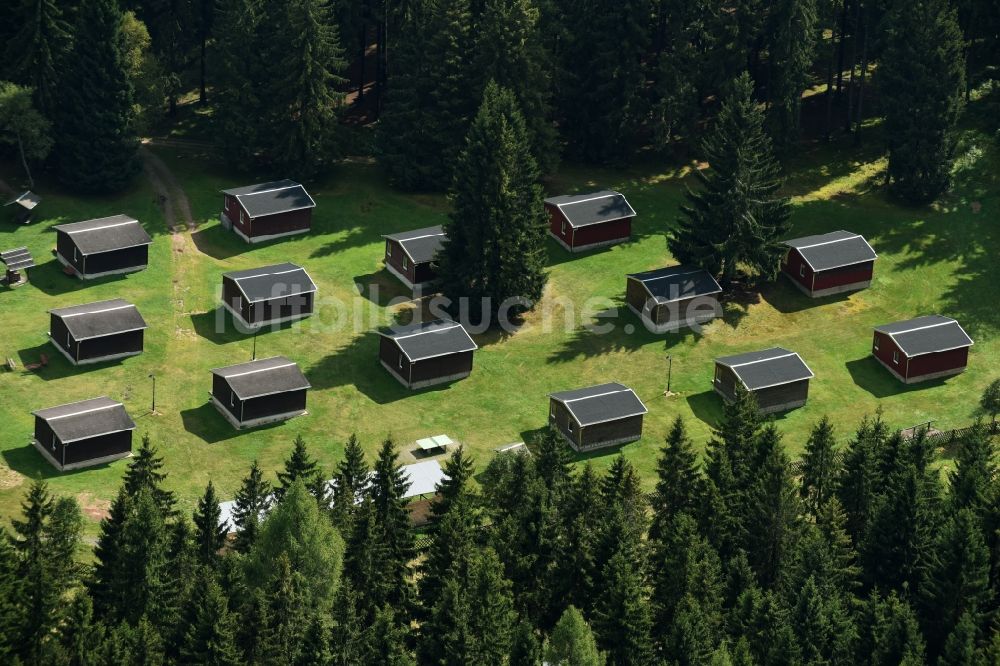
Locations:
148;373;156;414
252;327;259;361
666;354;673;394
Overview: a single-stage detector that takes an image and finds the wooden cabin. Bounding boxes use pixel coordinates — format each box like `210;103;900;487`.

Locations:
713;347;814;414
220;180;316;243
781;230;877;298
210;356;311;429
382;225;446;291
378;319;478;389
872;315;973;384
548;382;648;452
4;191;41;225
31;397;136;471
49;299;147;365
625;265;722;333
544;190;636;252
221;263;317;330
53;215;152;280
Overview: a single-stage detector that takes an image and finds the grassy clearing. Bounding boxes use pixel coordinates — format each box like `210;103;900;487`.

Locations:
0;111;997;532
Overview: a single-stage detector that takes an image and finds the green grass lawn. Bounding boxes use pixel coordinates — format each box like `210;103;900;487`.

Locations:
1;110;998;532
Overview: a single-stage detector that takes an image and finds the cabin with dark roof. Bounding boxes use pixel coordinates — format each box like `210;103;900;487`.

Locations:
714;347;814;414
49;299;147;365
383;225;446;291
781;230;877;298
31;397;135;471
221;263;317;330
544;190;636;252
625;265;722;333
53;215;152;279
4;191;41;225
221;180;316;243
378;319;478;389
549;382;648;451
872;315;973;384
210;356;311;429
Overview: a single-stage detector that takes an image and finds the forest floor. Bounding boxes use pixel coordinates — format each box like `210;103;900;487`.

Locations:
0;95;997;534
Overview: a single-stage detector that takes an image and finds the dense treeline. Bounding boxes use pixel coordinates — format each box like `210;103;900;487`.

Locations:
2;0;998;199
2;387;999;664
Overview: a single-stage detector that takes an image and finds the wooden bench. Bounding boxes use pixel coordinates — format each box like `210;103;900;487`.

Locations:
5;357;15;371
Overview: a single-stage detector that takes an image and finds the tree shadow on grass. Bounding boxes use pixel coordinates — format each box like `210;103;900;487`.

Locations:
190;223;251;261
179;402;277;444
547;303;698;364
309;226;371;258
845;357;950;399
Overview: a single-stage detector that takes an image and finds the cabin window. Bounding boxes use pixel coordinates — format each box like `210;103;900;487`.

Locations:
567;418;574;434
241;210;247;224
892;350;899;365
66;332;71;348
230;391;235;407
561;219;567;236
385;241;392;258
799;264;806;277
714;366;721;383
398;354;404;369
51;434;56;452
873;337;880;352
73;247;78;262
225;198;229;211
402;256;409;270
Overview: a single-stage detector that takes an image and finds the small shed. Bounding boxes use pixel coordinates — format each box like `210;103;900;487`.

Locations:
382;225;446;291
221;263;317;329
31;397;135;471
211;356;311;429
781;230;877;298
544;190;636;253
4;191;41;224
49;299;147;365
378;319;478;389
548;382;648;452
714;347;814;414
625;265;722;333
220;180;316;243
872;315;973;384
53;215;152;280
1;246;35;286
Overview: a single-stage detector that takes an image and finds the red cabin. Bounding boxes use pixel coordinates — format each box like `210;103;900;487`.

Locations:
871;316;973;384
544;190;635;253
220;180;316;243
781;230;876;298
382;225;446;292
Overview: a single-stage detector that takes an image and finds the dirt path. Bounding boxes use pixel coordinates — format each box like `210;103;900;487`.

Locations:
139;145;195;231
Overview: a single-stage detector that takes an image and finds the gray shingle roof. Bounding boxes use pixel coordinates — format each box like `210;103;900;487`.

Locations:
222;180;316;218
380;319;478;362
212;356;311;400
50;299;148;340
716;347;814;390
783;230;877;272
544;190;636;228
33;397;136;444
550;382;648;427
1;247;34;271
383;226;446;264
627;265;722;303
874;315;973;357
223;263;317;303
53;215;152;255
4;191;40;210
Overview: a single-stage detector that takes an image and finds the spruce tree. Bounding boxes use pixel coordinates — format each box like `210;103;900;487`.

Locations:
532;426;572;496
837;411;890;545
466;547;518;664
275;435;321;500
193;481;227;567
472;0;559;173
766;0;819;146
510;617;543;666
438;80;548;321
545;605;603;666
4;0;72;116
979;379;1000;424
800;416;839;517
552;463;602;617
0;529;19;662
331;433;368;530
369;437;415;609
54;0;139;192
124;434;177;516
265;554;310;662
937;611;978;666
791;575;857;664
268;0;347;177
947;420;996;516
232;460;272;554
329;582;365;665
649;417;704;543
592;549;654;666
115;489;172;625
214;0;265;166
178;570;240;666
431;445;476;522
364;605;415;666
881;0;966;203
56;592;105;665
744;427;801;588
668;72;792;287
862;592;927;665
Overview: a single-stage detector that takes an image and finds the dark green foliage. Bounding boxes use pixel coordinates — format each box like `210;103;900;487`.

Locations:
766;0;819;145
438;80;548;321
431;445;477;522
532;426;572;495
231;460;272;554
948;420;996;516
668;72;792;287
860;592;927;665
124;434;177;516
800;416;839;517
214;0;264;165
0;529;20;661
275;434;322;501
881;0;966;203
980;379;1000;423
193;481;227;566
472;0;559;173
115;489;172;625
510;616;543;666
592;549;654;666
178;569;240;666
649;417;704;543
552;463;602;617
744;427;801;588
545;605;603;666
790;575;857;664
837;411;891;545
54;0;139;192
558;0;648;163
377;0;477;190
4;0;72;116
331;433;368;530
368;437;415;608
